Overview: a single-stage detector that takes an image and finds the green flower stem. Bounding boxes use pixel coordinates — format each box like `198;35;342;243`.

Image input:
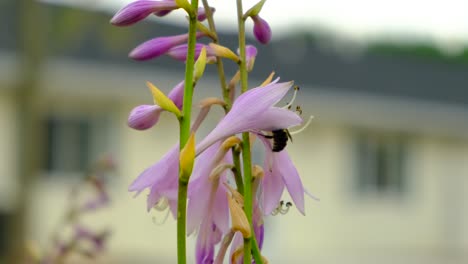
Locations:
231;146;244;195
236;1;259;263
178;1;199;263
201;0;231;110
251;233;263;263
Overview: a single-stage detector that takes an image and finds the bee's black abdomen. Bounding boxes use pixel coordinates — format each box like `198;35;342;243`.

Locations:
271;129;289;152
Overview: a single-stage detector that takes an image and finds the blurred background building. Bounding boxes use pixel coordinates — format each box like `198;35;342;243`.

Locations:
0;0;467;263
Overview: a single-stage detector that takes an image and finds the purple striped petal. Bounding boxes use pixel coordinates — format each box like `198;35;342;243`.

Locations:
111;0;178;26
196;80;301;154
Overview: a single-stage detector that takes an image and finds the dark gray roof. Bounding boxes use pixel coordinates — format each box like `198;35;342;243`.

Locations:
2;2;468;107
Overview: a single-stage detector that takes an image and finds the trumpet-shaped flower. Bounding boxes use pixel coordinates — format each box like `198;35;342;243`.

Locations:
127;80;184;130
196;80;302;154
110;0;179;26
259;136;306;215
129;144;180;215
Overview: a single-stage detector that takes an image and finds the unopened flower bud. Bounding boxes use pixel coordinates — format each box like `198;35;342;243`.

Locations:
251;15;272;44
147;82;182;118
127;105;162;130
197;7;215;21
244;45;258;71
153;9;173;17
111;0;179;26
130;33;204;61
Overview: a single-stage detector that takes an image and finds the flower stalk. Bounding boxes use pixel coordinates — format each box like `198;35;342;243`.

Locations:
231;146;244;195
236;0;258;263
201;0;232;110
178;0;199;263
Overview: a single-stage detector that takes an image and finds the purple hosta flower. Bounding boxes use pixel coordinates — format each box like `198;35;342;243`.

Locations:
187;142;231;263
111;0;179;26
196;80;302;155
128;80;184;130
129;32;205;61
259;136;306;215
251;15;272;44
129;144;180;216
238;45;258;71
167;43;216;62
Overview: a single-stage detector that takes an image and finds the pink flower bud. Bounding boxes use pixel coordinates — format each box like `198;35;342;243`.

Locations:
167;43;215;61
129;33;205;61
197;7;216;21
127;105;162;130
110;0;178;26
251;15;272;44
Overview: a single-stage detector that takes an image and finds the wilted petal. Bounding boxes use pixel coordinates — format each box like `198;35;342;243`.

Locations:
127;105;162;130
111;0;178;26
251;15;272;44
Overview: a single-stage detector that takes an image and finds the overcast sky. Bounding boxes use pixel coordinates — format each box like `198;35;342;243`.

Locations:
44;0;468;53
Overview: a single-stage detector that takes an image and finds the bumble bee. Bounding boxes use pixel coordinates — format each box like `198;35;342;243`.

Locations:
264;129;292;152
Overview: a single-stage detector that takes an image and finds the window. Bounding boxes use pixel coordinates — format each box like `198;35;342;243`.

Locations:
44;115;112;175
354;131;407;195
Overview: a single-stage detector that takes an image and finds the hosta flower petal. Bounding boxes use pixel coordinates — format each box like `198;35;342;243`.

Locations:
212;184;230;234
196;221;222;264
277;150;305;215
251;15;272;44
127;105;162;130
258;136;307;215
255;107;303;131
262;164;285;215
187;141;231;235
128;144;179;192
196;80;299;154
111;0;178;26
